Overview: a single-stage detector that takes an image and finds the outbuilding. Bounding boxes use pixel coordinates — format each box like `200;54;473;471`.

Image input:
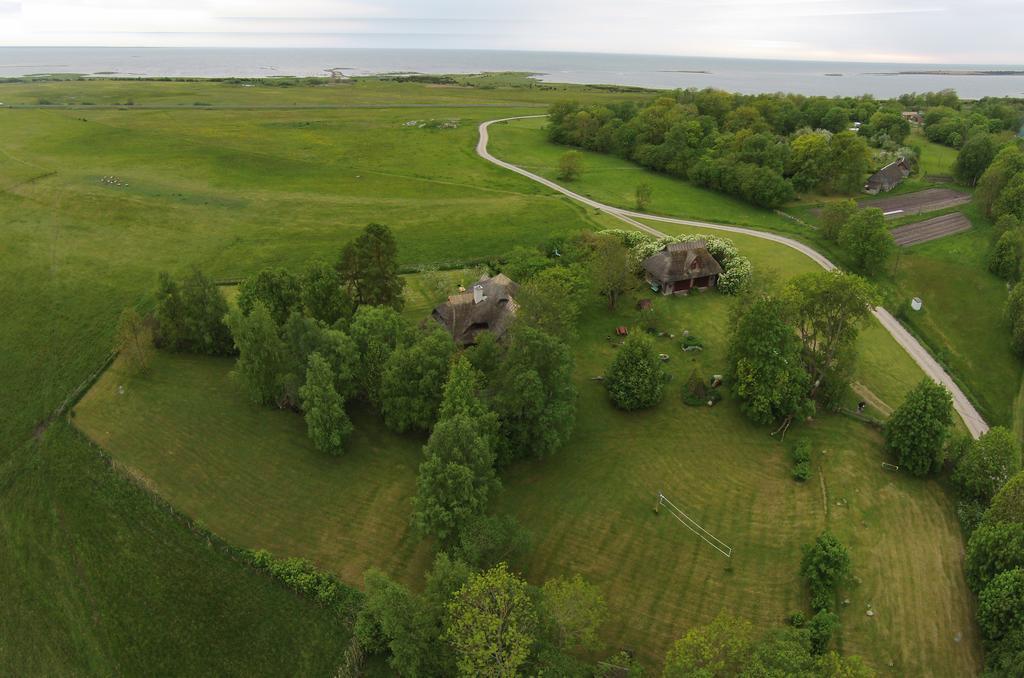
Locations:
864;157;911;195
642;240;723;295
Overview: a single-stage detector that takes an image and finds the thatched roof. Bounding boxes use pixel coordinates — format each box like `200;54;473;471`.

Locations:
642;241;723;284
432;273;519;345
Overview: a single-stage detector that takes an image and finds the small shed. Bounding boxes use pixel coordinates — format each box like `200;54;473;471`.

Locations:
864;157;911;195
642;240;723;295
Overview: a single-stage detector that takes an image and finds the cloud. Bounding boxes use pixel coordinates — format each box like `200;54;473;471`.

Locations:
2;0;1023;64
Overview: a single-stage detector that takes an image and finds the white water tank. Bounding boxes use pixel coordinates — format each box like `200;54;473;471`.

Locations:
911;297;923;311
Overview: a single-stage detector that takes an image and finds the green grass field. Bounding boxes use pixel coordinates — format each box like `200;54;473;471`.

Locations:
0;78;988;675
74;256;980;676
0;78;652;674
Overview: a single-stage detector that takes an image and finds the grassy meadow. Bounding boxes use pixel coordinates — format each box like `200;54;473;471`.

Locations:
0;77;989;675
0;78;652;674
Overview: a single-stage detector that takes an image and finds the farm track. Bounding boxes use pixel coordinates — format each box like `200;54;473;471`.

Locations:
478;115;989;438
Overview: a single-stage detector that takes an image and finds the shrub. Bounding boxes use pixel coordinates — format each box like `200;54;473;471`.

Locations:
682;368;708;406
791;439;813;482
248;549;362;618
558;150;584;181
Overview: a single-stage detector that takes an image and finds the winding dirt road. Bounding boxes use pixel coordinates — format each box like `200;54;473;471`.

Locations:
478;115;989;438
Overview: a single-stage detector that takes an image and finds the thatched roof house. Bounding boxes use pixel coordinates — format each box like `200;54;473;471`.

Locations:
642;240;723;295
432;273;519;345
864;157;911;195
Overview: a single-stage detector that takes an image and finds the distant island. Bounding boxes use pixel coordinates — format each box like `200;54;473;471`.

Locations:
824;73;843;77
867;70;1024;76
658;69;711;74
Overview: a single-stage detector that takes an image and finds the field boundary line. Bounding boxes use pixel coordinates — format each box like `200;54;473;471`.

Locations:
477;115;989;439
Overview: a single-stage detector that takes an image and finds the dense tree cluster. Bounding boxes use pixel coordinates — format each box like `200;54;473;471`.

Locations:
921;96;1023;149
948;419;1024;672
661;611;871;677
727;271;875;430
355;557;607;677
547;89;898;208
154;267;233;355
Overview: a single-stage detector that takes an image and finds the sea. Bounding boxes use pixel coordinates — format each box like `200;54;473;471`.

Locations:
2;47;1024;99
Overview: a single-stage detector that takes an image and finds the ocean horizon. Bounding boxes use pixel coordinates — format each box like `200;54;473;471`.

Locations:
2;47;1023;98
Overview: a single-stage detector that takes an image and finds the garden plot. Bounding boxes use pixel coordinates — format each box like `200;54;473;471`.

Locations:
891;212;972;247
861;188;970;219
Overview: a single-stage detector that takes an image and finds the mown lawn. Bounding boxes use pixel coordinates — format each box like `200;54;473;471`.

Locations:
75;258;980;675
0;79;642;674
75;353;434;587
501;291;979;676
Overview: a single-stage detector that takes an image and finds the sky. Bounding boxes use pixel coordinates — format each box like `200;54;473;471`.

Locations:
1;0;1022;64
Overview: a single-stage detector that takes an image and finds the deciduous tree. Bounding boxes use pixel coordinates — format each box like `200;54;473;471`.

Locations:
517;265;587;341
590;234;636;310
348;305;413;406
605;333;665;411
337;223;406;309
984;471;1024;525
558;150;584;181
953;426;1022;505
540;574;607;651
885;378;954;476
819;199;857;241
977;568;1024;641
225;301;287;405
412;413;499;543
785;271;876;402
155;268;233;355
237;267;301;325
839;208;895;275
727;294;812;425
635;182;653;210
380;327;455;433
298;352;352;455
800;532;851;611
492;327;576;463
966;521;1024;592
662;613;754;677
300;260;352;325
445;563;537;678
115;307;153;373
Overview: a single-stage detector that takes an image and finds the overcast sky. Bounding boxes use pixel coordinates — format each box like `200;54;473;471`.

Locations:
1;0;1022;64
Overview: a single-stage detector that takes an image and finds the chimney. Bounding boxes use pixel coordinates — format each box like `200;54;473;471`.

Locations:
473;284;486;304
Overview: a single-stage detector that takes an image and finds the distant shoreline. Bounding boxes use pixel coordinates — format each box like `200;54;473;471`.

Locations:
866;70;1024;76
